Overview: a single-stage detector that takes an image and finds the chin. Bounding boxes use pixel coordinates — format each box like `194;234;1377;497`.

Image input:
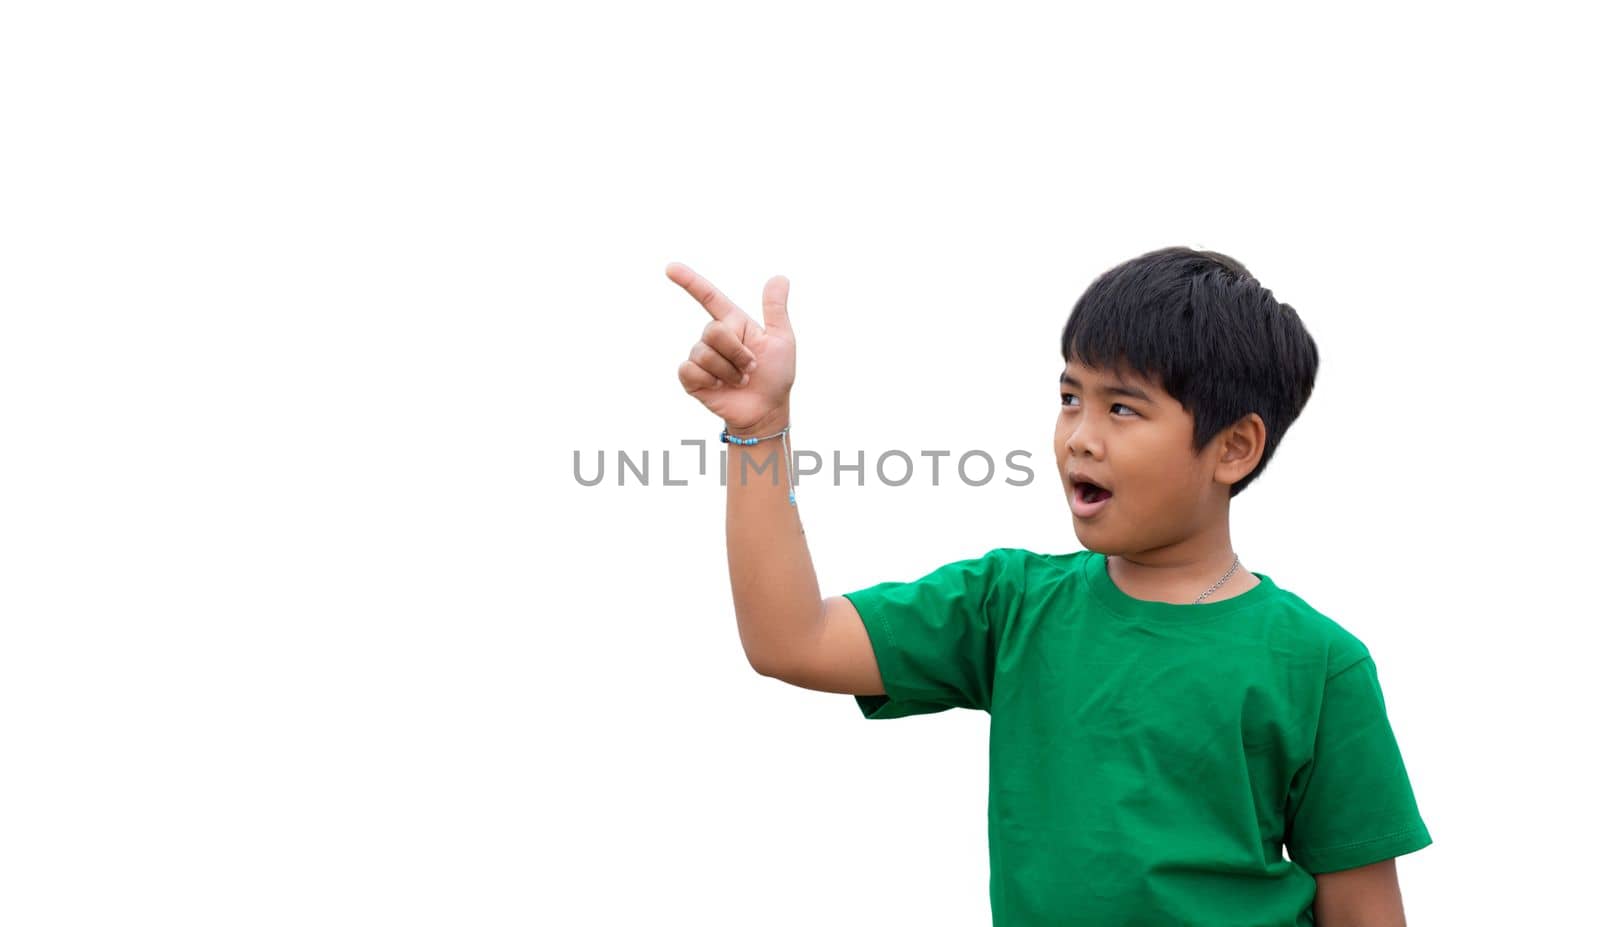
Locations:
1070;524;1116;555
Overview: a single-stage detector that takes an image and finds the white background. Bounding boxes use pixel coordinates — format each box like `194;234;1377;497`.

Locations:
3;1;1596;923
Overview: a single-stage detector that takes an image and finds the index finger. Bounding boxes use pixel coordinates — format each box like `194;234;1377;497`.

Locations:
665;262;745;322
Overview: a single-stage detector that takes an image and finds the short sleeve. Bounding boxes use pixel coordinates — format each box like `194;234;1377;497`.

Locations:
842;547;1018;720
1284;655;1433;873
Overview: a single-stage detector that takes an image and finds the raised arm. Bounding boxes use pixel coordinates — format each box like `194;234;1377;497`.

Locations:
666;262;844;680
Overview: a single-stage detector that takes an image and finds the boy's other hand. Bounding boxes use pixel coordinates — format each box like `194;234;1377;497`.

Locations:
666;262;795;433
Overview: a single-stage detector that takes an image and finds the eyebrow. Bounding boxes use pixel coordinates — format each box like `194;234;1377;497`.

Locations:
1060;371;1154;403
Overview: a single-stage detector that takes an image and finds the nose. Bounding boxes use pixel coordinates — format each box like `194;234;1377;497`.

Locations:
1064;414;1102;459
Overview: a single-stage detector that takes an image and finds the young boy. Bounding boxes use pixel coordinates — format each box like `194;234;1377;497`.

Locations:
665;247;1432;926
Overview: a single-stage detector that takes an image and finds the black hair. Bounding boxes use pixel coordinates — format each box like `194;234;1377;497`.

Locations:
1060;246;1319;497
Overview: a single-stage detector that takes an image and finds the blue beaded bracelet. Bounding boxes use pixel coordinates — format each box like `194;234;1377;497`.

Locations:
720;423;797;505
719;424;788;446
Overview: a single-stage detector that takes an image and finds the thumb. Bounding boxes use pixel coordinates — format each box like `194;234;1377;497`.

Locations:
761;275;792;334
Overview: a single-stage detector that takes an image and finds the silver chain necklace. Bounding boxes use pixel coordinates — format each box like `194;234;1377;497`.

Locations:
1193;553;1242;604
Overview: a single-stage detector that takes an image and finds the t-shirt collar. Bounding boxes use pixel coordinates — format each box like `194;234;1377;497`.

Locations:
1082;550;1279;623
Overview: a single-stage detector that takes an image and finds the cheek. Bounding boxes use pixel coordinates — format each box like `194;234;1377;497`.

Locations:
1136;452;1205;503
1118;440;1186;502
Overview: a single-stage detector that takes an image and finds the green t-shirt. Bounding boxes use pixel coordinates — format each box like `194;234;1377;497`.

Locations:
843;547;1432;927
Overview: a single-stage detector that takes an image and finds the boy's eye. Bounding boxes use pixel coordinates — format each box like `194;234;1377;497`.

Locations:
1060;393;1138;417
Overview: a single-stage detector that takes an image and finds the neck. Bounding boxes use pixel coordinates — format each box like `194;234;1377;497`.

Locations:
1102;518;1258;605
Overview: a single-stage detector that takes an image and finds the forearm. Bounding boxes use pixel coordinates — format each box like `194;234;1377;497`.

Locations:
724;403;821;673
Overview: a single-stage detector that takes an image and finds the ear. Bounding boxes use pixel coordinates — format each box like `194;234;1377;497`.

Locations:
1213;412;1266;490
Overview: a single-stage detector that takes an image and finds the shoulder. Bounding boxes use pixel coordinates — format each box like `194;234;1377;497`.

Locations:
998;546;1093;571
851;545;1042;595
985;546;1092;586
972;548;1103;612
903;546;1089;599
1253;577;1373;677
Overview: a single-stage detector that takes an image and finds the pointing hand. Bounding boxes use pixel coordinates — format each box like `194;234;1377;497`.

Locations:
666;262;796;433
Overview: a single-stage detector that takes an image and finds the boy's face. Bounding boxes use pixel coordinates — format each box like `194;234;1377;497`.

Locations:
1054;355;1226;554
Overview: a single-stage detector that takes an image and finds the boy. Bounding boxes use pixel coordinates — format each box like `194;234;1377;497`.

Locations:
665;247;1432;926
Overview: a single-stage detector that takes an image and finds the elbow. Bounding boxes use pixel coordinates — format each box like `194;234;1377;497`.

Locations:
746;648;786;680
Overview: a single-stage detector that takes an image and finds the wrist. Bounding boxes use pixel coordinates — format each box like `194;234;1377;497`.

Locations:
725;405;791;439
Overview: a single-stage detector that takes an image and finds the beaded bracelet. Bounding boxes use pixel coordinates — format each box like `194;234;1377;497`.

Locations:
719;423;797;505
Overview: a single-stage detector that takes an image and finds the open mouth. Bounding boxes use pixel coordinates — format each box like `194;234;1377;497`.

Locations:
1070;476;1114;518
